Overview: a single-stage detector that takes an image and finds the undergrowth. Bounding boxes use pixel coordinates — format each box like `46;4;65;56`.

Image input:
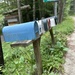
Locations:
1;17;74;75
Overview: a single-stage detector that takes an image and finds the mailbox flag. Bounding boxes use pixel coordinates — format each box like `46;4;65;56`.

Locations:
47;16;57;27
47;19;51;30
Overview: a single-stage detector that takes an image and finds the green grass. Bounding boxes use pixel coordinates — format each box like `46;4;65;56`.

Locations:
54;17;74;35
1;16;74;75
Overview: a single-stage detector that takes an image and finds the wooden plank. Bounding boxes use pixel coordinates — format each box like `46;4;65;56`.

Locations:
0;36;4;66
11;40;32;47
3;5;31;15
5;15;18;19
33;37;43;75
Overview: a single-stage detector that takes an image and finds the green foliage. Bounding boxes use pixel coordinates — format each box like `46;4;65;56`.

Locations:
54;17;74;35
2;43;35;75
64;0;72;17
42;72;59;75
41;33;67;74
0;0;54;22
41;17;74;75
2;17;74;75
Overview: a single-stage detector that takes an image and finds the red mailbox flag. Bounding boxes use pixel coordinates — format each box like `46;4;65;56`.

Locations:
47;19;51;29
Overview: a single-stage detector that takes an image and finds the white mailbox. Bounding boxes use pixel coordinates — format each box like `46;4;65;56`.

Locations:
47;17;56;30
37;20;45;35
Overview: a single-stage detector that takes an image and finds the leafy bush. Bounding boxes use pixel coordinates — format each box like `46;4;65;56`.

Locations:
54;17;74;35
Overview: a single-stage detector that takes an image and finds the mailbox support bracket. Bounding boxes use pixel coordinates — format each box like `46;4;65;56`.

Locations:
49;28;55;44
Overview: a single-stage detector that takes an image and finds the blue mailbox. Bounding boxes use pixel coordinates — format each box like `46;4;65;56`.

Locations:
2;21;39;42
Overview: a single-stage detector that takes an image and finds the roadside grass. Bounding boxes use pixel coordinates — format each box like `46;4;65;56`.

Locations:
54;17;74;35
1;16;74;75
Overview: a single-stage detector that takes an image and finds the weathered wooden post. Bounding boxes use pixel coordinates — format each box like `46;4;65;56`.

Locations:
0;36;4;74
49;28;55;44
47;17;55;44
33;37;43;75
0;36;4;66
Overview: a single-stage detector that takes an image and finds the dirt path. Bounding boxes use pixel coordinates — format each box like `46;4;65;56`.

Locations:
62;17;75;75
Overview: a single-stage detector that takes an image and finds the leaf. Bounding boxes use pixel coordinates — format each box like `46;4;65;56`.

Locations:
14;61;19;65
57;41;62;47
19;56;24;63
50;48;54;51
63;47;69;51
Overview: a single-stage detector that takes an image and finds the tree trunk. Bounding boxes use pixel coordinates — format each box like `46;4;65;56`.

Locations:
17;0;22;23
73;0;75;14
25;0;30;21
33;0;36;20
58;0;64;23
54;2;57;17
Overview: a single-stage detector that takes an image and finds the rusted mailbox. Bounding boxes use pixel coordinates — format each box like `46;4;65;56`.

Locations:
47;19;51;30
2;21;39;42
41;16;57;31
47;16;57;30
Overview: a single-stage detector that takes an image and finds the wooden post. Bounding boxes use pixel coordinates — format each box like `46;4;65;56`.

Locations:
49;28;55;44
33;37;42;75
54;2;57;17
0;36;4;66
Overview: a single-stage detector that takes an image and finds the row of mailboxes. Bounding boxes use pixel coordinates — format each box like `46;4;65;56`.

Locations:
37;16;57;34
2;16;57;42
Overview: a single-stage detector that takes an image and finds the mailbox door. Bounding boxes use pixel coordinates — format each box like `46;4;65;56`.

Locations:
42;19;48;32
37;20;45;35
50;18;56;27
47;17;56;27
34;21;39;38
